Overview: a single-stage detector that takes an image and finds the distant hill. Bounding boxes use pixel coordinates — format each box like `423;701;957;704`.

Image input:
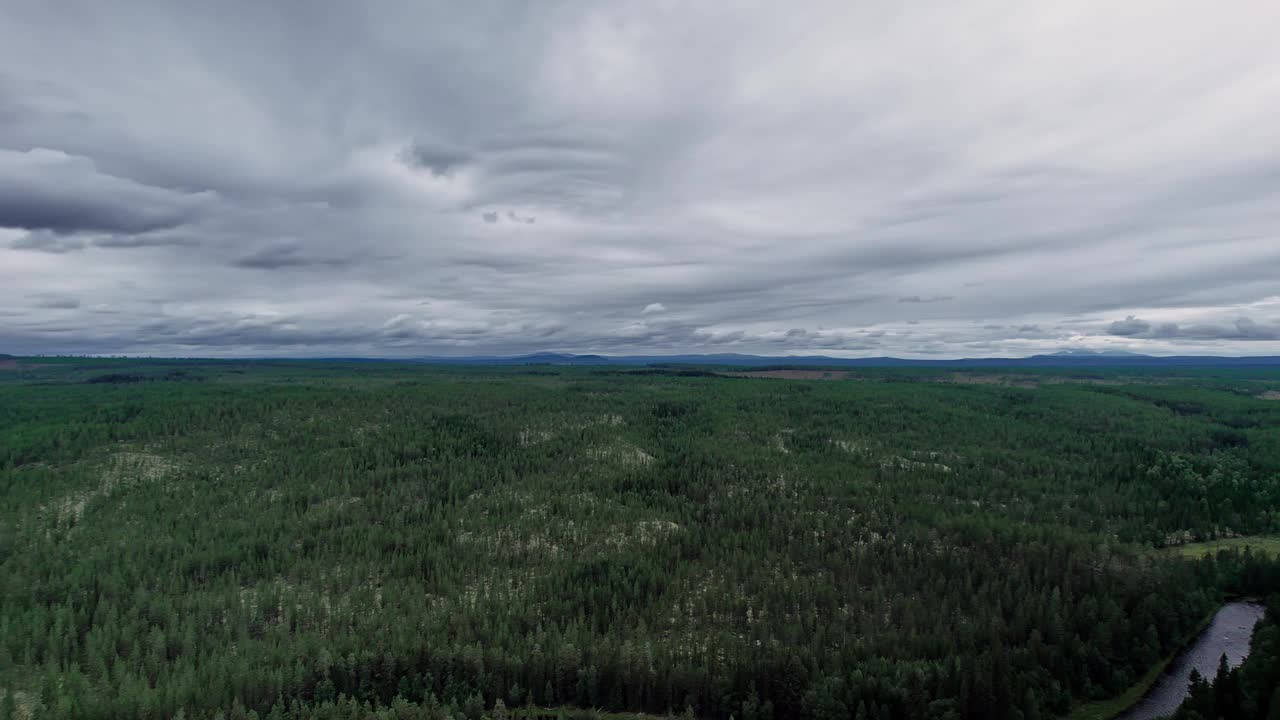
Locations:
1046;349;1145;357
14;351;1280;368
405;351;1280;368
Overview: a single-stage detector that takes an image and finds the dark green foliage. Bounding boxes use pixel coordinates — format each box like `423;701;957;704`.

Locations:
2;360;1280;719
84;373;146;384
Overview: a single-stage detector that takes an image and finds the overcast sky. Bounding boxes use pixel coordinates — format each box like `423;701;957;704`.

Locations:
3;2;1280;357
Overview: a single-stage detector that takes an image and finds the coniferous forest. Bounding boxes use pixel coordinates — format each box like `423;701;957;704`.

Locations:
3;359;1280;720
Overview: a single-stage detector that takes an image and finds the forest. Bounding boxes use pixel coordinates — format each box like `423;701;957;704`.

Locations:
2;358;1280;720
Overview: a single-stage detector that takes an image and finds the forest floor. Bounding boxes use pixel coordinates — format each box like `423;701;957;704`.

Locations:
1166;536;1280;559
0;688;33;720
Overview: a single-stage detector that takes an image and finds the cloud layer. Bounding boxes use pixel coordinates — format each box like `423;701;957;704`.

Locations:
3;1;1280;357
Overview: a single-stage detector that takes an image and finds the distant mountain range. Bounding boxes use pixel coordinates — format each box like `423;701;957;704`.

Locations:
401;350;1280;368
9;350;1279;367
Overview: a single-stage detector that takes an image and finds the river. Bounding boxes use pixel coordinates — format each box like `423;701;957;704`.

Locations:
1116;601;1266;720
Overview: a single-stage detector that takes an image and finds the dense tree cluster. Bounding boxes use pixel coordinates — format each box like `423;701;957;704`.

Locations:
2;361;1279;719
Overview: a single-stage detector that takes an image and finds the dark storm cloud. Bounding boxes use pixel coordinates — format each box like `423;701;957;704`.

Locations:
3;2;1280;357
0;149;211;234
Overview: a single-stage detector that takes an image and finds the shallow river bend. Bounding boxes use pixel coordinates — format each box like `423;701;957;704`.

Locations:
1116;601;1265;720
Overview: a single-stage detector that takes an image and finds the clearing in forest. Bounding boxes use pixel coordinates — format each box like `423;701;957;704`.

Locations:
53;451;179;523
1166;536;1280;559
724;369;851;380
945;373;1038;388
587;441;655;468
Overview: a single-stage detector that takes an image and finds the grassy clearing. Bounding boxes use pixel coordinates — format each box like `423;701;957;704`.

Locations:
1063;660;1168;720
1168;536;1280;559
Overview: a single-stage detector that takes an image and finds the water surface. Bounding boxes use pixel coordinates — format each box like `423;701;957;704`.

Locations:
1117;601;1265;720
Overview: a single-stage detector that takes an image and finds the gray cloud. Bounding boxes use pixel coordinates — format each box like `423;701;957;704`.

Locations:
401;142;471;177
0;148;212;234
11;230;87;253
10;229;198;253
1106;315;1280;341
93;233;200;249
1107;316;1151;336
477;209;537;225
231;244;354;270
32;295;80;309
898;295;954;304
3;3;1280;357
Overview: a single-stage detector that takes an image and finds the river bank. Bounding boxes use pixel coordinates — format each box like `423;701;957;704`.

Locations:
1065;601;1265;720
1115;601;1264;719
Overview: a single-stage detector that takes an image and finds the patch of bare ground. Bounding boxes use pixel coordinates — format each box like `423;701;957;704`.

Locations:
881;456;953;473
588;442;654;468
51;451;178;524
602;519;682;550
724;369;851;380
0;359;17;370
1261;391;1280;400
1042;376;1126;386
0;689;33;720
831;439;872;455
517;426;555;447
771;429;794;454
944;373;1038;388
518;413;625;447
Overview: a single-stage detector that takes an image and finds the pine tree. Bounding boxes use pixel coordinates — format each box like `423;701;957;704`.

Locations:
462;693;485;720
741;690;761;720
1267;685;1280;720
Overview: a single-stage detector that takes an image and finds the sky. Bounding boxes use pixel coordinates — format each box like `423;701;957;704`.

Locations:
3;1;1280;358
